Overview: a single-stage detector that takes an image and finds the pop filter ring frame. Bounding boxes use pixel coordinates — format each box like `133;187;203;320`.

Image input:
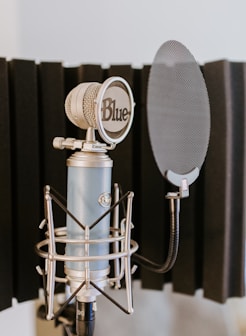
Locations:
95;76;135;145
133;40;210;273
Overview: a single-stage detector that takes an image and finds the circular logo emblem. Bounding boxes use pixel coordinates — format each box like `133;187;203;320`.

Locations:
100;86;131;133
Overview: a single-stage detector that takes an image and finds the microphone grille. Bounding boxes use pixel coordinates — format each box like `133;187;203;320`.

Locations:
83;83;101;129
65;83;101;130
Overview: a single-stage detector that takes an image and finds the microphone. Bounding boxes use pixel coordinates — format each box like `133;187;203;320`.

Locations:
36;77;138;336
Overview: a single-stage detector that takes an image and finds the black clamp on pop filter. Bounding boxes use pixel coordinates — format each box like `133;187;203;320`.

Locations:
134;40;210;273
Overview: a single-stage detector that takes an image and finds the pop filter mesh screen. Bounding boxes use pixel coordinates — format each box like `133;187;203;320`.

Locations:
147;40;210;178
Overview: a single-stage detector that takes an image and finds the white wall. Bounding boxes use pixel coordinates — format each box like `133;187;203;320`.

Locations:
1;0;246;335
3;0;246;66
0;0;20;58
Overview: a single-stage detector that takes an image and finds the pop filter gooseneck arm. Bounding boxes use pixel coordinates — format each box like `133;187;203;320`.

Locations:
133;194;180;273
133;40;210;273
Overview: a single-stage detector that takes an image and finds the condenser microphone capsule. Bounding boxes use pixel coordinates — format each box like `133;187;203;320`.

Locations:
64;77;135;145
65;82;100;130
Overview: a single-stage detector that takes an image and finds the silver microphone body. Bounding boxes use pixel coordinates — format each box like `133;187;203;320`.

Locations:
65;150;113;335
65;151;112;295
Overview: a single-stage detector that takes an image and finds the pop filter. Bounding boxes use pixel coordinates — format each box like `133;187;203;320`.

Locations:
133;40;211;274
147;40;210;193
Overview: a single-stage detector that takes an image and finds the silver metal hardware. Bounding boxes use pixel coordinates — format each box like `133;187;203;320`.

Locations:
35;185;138;319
